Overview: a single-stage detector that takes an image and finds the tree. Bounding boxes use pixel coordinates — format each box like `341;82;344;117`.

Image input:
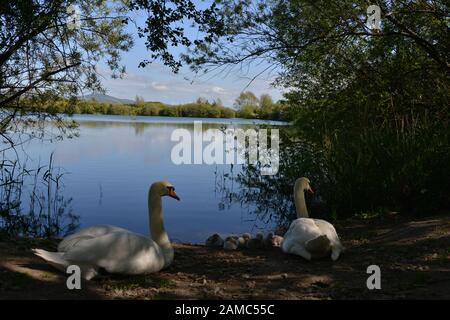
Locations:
186;1;449;74
135;95;145;106
0;0;225;145
0;0;134;145
234;91;258;109
129;0;225;73
212;98;223;108
234;91;259;118
259;93;274;118
181;1;450;216
196;97;209;105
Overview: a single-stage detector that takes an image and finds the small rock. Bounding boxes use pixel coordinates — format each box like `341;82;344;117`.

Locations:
267;273;288;280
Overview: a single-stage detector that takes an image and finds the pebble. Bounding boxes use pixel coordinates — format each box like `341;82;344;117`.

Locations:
267;273;288;280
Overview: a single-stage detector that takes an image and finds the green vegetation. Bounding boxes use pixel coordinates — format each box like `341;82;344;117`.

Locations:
18;94;288;121
207;1;449;221
1;0;449;229
103;275;176;291
0;154;78;237
233;92;288;120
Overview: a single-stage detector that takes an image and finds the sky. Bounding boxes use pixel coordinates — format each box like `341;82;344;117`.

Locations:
96;5;284;107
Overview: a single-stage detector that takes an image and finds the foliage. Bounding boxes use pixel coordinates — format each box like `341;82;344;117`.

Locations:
233;91;289;120
0;0;135;152
13;93;290;120
201;1;450;219
129;0;225;73
0;0;228;142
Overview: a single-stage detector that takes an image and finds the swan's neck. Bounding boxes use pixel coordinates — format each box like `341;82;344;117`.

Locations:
148;188;173;266
294;187;309;218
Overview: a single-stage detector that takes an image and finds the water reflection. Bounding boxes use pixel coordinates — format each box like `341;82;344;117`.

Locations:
13;115;287;243
216;129;329;231
0;154;79;237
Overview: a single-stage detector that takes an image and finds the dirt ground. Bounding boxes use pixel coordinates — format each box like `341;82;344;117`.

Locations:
0;214;449;300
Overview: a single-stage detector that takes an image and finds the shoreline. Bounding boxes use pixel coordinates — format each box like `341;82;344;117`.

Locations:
1;215;449;299
62;113;291;126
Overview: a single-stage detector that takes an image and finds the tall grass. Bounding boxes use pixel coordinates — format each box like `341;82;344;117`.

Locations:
0;153;78;237
217;117;449;229
316;122;450;217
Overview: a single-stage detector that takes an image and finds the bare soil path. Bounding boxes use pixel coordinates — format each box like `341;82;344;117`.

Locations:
1;215;449;299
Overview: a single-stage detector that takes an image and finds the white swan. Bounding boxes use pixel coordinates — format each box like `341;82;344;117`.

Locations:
32;181;180;280
281;177;344;261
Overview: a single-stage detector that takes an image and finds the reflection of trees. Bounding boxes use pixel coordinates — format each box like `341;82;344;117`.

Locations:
215;128;328;230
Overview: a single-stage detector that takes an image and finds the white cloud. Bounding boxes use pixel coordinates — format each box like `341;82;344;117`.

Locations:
95;60;284;106
209;86;226;94
151;81;169;91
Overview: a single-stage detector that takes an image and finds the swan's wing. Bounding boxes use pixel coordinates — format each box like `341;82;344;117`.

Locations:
58;225;130;252
305;234;330;253
312;219;343;247
62;232;165;274
282;218;322;252
285;218;322;239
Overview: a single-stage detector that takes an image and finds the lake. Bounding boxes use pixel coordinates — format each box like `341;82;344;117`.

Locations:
18;114;287;243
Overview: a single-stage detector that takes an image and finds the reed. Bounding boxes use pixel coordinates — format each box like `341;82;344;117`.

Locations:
0;153;78;237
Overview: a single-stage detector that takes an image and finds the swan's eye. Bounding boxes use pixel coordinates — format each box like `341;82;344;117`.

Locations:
166;186;180;200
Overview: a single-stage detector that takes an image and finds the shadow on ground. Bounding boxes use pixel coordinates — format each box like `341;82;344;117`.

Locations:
0;215;449;299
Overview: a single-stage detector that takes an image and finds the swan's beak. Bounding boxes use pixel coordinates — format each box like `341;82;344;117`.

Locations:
307;187;314;194
168;189;180;201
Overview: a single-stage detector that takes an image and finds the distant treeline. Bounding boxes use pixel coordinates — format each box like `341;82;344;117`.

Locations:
25;93;289;121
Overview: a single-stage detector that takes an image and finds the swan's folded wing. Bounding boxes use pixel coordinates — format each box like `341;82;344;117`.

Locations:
62;232;160;272
58;225;130;252
58;235;98;252
312;219;343;248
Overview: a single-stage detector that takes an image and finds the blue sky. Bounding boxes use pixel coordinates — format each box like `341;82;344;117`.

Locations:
96;5;284;107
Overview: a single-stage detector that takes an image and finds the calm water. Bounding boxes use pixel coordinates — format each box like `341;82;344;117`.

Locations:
19;114;286;243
